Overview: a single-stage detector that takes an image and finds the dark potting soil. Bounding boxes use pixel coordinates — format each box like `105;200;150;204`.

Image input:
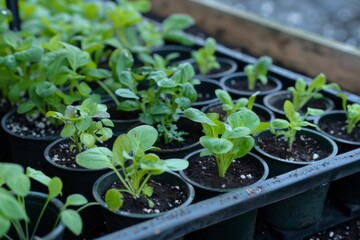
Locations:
226;77;276;92
257;134;331;162
197;89;216;102
319;118;360;143
206;104;269;122
271;93;329;114
106;102;140;121
106;180;187;214
184;155;264;189
5;112;61;138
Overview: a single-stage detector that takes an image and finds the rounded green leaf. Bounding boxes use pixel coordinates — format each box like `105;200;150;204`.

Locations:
105;189;123;212
165;159;189;171
127;125;158;152
65;194;88;207
115;88;139;99
61;124;76;138
271;119;289;129
26;167;51;186
61;209;83;236
76;147;113;169
113;134;132;165
0;216;10;238
80;133;96;148
7;174;30;197
224;126;251;138
76;117;92;131
142;185;153;197
227;110;260;132
48;177;63;199
0;189;28;220
200;136;233;154
17;102;36;114
36;82;57;97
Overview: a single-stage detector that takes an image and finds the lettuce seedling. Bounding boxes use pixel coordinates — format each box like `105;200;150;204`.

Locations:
0;163;95;239
288;73;341;111
76;125;188;211
46;98;114;152
191;37;220;75
184;107;268;177
338;93;360;134
215;89;259;117
244;56;272;91
270;100;324;151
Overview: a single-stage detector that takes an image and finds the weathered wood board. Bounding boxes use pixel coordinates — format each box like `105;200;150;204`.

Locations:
151;0;360;95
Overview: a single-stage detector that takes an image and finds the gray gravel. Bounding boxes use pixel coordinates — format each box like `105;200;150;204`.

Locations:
212;0;360;48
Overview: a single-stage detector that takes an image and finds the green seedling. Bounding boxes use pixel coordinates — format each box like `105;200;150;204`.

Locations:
244;56;272;91
0;163;95;239
191;37;220;75
338;93;360;134
76;125;188;211
288;73;341;112
270;100;324;151
184;107;268;178
46;98;114;152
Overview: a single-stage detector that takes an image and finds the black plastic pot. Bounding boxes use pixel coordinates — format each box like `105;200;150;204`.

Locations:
254;128;338;230
1;109;60;175
220;72;283;102
180;150;269;240
315;111;360;204
263;90;335;121
0;106;13;162
192;77;222;109
189;57;238;80
93;171;195;233
7;191;65;240
201;101;275;122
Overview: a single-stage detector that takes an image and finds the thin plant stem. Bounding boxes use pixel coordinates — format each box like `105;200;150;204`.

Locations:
138;173;152;195
30;199;50;240
10;219;26;240
96;81;120;106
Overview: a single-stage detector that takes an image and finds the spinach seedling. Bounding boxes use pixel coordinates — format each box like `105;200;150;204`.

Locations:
184;107;268;177
215;89;259;117
288;73;341;111
270;100;324;151
46;98;114;152
338;93;360;134
0;163;95;239
244;56;272;91
76;125;188;211
191;37;220;75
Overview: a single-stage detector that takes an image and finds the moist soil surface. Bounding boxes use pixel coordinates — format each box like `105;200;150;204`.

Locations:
106;180;187;214
225;77;276;92
257;134;331;162
5;112;61;138
196;84;217;103
319;117;360;143
271;93;330;115
184;154;264;189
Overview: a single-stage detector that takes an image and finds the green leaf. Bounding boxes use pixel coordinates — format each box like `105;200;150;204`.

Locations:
61;209;83;236
0;216;10;238
105;189;123;212
307;108;325;116
224;126;251;138
36;82;57;97
65;194;88;207
101;119;114;127
271;119;289;129
7;174;30;197
163;31;194;46
215;89;233;105
80;133;96;148
200;136;233;154
0;163;23;184
4;32;18;49
26;167;51;186
61;42;90;70
142;185;153;197
14;46;44;62
255;56;272;76
165;159;189;171
232;137;254;159
163;14;195;33
115;88;139;99
227;110;260;132
0;189;28;220
118;71;134;88
76;117;92;131
184;108;216;126
283;100;297;122
127;125;158;152
77;82;92;97
17;102;36;114
157;78;177;88
84;68;112;79
113;134;132;165
48;177;63;199
61;124;76;138
76;147;113;169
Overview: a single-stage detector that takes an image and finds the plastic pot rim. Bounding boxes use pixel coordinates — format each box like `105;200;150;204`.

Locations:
192;77;222;108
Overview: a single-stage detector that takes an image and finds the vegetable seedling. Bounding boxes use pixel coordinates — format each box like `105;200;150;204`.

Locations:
76;125;188;211
338;93;360;134
244;56;272;91
191;37;220;75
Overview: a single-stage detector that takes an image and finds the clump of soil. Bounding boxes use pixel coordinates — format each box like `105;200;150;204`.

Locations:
184;154;264;189
257;134;331;162
5;112;61;138
105;180;187;214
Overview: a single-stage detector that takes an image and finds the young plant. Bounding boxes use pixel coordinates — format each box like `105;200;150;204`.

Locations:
76;125;188;211
244;56;272;91
270;100;324;151
0;163;95;239
288;73;341;111
46;98;114;152
338;93;360;134
191;37;220;75
115;62;199;144
184;107;268;177
215;89;259;117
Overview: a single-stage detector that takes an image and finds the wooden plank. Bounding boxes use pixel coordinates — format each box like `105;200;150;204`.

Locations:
150;0;360;95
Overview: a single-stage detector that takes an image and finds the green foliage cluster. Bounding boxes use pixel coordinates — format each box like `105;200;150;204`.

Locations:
76;125;188;211
191;37;220;75
244;56;272;91
338;93;360;134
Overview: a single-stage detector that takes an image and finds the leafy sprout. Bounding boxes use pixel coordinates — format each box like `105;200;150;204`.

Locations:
46;98;114;152
244;56;272;91
270;100;324;151
0;163;95;239
338;93;360;134
184;107;268;178
76;125;188;211
191;37;220;75
288;73;341;112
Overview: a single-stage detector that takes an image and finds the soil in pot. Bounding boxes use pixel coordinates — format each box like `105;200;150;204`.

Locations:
192;77;221;109
190;57;238;79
